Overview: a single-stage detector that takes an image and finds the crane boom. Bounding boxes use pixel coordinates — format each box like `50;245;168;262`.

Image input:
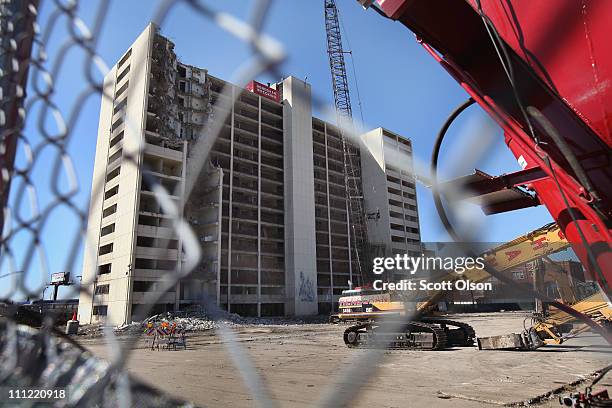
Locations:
324;0;352;120
324;0;372;286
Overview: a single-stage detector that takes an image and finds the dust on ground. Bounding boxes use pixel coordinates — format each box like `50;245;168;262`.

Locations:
81;312;612;407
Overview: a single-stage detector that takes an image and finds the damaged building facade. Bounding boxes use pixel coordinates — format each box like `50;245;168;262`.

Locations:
78;24;421;325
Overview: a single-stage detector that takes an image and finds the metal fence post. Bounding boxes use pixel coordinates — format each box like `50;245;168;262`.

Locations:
0;0;39;235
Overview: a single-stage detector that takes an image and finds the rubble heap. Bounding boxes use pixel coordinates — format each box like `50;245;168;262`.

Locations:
79;309;328;337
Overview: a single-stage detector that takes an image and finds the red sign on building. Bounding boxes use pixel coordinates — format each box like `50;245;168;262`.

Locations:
245;80;280;103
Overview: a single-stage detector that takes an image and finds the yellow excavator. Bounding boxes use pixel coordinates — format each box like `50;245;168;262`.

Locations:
530;292;612;345
335;223;612;350
477;289;612;350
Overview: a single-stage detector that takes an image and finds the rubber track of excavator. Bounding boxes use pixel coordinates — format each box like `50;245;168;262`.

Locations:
343;320;448;350
421;318;476;347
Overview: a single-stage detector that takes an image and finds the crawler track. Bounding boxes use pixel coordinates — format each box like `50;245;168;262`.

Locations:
343;320;448;350
343;318;476;350
421;318;476;347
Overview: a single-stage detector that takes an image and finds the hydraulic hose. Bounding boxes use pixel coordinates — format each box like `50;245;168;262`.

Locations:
526;106;602;206
429;98;612;345
431;98;475;242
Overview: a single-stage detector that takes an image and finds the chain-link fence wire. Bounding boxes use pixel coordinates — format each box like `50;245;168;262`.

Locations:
0;1;603;407
0;1;291;405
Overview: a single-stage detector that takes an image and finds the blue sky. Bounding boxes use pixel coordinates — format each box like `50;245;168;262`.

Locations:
4;0;554;300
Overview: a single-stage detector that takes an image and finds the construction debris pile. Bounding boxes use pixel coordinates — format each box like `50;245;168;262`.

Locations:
79;309;327;337
140;309;244;331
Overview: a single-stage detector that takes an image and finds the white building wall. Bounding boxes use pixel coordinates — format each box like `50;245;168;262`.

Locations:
281;76;318;315
78;24;155;325
359;128;393;255
359;127;421;263
77;68;116;324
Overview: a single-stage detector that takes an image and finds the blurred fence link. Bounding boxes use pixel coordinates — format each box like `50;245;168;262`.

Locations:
0;1;498;407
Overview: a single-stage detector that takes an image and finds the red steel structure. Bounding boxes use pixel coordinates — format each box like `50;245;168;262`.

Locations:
361;0;612;295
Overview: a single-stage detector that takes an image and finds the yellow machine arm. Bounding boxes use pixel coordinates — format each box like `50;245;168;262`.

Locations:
455;223;568;282
336;223;572;319
533;291;612;345
417;223;570;311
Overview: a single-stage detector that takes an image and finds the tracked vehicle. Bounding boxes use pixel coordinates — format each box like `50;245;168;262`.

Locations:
335;287;476;350
334;224;576;350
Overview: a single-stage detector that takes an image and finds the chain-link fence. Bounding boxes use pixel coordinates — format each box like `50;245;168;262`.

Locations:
0;1;608;407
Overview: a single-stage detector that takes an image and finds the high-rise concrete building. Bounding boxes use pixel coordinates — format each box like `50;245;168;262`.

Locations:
360;128;422;263
78;24;421;325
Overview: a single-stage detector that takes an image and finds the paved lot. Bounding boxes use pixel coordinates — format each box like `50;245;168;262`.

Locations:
82;312;611;407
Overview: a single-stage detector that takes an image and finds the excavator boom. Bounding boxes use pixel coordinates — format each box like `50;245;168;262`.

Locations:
336;223;570;321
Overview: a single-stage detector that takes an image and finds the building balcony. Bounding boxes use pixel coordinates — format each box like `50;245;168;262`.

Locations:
144;142;183;161
390;229;407;238
391;241;407;251
137;224;175;239
389;204;404;214
140;189;179;201
405;232;420;241
386;168;401;179
105;176;120;192
402;185;416;194
404;220;419;229
133;268;167;279
386;179;402;191
143;169;182;182
388;192;403;203
400;197;417;207
135;246;178;260
108;141;123;158
131;291;176;304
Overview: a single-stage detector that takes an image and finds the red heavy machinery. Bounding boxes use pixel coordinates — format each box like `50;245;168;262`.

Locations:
346;0;612;348
324;0;612;353
356;0;611;294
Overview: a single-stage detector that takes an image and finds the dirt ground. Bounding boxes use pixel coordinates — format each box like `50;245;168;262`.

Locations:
81;312;611;407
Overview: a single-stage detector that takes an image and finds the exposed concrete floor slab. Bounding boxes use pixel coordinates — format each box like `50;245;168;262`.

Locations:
82;312;611;407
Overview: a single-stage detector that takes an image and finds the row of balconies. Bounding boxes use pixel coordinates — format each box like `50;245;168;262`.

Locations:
316;231;348;246
217;159;284;183
316;261;351;275
142;152;182;176
215;145;283;170
314;192;347;208
228;238;283;254
220;254;284;271
232;91;283;118
389;208;419;223
323;247;350;261
314;172;345;188
312;123;343;143
222;231;283;244
233;105;282;128
233;95;283;120
218;115;284;145
144;137;183;162
315;205;348;221
223;191;283;210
